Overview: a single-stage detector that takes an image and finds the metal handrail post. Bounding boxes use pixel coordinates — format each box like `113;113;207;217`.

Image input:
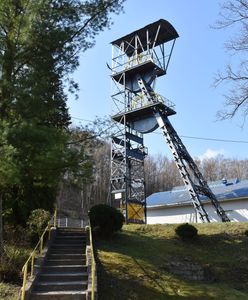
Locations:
53;208;57;227
31;253;35;277
91;259;95;300
89;223;96;300
48;224;51;240
21;264;28;300
40;235;43;255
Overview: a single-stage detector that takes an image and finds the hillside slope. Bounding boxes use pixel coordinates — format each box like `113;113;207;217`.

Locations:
96;223;248;300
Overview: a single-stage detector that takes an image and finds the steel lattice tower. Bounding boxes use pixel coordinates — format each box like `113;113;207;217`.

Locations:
110;19;230;223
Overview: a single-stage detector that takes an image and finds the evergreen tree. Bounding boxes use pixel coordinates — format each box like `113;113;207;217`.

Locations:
0;0;125;226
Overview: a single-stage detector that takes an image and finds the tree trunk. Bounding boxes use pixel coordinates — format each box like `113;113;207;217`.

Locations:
0;193;3;281
0;193;3;250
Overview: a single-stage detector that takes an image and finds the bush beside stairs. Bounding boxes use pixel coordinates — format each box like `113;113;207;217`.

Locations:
30;228;91;300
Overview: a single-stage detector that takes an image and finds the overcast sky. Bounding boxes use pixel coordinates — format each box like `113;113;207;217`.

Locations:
67;0;248;160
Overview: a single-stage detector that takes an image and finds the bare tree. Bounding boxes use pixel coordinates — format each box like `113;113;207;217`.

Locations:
145;152;248;196
145;154;182;196
57;124;111;219
89;142;111;205
214;0;248;121
201;158;219;182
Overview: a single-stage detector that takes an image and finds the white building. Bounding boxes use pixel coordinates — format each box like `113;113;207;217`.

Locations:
146;179;248;224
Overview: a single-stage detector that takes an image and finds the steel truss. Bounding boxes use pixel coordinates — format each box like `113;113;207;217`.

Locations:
137;76;230;222
110;19;230;223
110;119;147;223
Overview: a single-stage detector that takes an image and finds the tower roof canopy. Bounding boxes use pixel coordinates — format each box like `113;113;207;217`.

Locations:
111;19;179;57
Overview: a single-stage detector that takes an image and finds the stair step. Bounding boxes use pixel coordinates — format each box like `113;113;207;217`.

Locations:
56;237;85;240
30;290;87;300
54;239;86;244
56;234;86;238
51;244;85;249
52;243;85;246
34;280;87;292
56;235;85;237
49;249;84;254
47;254;85;260
55;236;86;239
57;227;85;230
47;253;85;257
42;265;87;273
45;259;85;266
57;231;85;236
39;272;88;282
53;243;86;247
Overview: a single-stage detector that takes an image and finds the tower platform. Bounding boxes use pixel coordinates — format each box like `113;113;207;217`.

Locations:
112;59;165;83
112;101;176;125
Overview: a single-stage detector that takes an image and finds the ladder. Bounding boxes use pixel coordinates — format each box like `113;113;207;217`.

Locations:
137;76;230;222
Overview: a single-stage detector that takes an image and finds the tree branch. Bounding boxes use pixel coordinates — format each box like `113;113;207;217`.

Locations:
55;0;122;72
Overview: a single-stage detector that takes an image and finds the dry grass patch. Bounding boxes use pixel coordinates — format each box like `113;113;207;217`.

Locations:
0;282;20;300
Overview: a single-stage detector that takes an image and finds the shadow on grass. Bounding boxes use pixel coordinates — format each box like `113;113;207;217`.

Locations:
96;255;219;300
95;229;248;298
96;257;167;300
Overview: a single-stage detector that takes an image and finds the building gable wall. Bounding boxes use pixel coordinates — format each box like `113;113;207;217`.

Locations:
147;199;248;224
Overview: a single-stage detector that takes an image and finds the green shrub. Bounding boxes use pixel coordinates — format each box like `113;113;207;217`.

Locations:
0;244;30;283
88;204;125;237
4;223;28;246
175;223;198;240
27;209;51;242
245;229;248;237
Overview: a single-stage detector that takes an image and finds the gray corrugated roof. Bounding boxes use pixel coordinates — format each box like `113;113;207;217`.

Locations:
147;179;248;207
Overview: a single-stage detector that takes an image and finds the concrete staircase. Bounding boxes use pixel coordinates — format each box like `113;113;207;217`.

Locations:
30;228;88;300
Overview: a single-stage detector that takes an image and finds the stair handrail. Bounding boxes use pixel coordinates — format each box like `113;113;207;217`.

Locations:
89;221;96;300
20;209;57;300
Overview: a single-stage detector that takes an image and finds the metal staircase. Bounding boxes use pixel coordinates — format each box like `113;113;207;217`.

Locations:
30;228;88;300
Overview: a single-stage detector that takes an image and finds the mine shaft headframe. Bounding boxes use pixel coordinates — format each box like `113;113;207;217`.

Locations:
111;19;179;77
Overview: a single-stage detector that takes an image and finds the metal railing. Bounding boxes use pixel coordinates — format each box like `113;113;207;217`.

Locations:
20;210;57;300
89;221;96;300
129;92;175;111
112;52;163;74
56;217;88;228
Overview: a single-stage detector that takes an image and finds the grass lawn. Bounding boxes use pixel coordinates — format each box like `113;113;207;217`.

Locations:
96;223;248;300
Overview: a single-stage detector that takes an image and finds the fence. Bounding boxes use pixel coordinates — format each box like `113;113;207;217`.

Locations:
56;217;88;228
